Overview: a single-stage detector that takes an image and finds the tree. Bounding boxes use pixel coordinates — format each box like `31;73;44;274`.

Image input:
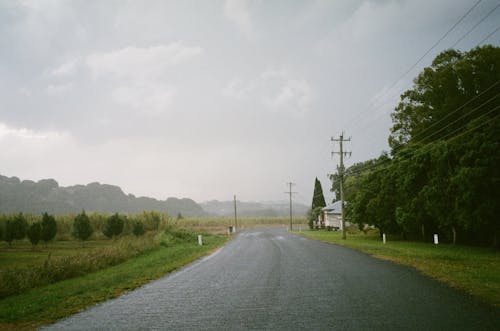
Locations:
72;211;93;245
4;219;15;246
309;178;327;229
103;213;124;239
312;177;327;209
4;213;28;246
343;46;500;246
40;212;57;245
133;221;145;237
177;212;183;220
27;222;41;247
389;46;500;151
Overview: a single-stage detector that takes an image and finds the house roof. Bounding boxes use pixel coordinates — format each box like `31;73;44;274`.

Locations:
321;201;343;214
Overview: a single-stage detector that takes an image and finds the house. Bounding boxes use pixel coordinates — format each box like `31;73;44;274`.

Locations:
318;201;349;230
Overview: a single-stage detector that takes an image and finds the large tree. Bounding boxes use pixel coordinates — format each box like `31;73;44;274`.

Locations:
389;45;500;151
347;46;500;246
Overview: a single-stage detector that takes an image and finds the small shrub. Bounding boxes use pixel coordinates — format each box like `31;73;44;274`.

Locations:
103;213;125;239
27;222;42;247
41;212;57;245
72;211;93;245
132;221;145;237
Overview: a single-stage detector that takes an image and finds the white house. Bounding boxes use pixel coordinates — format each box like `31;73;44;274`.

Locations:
319;201;349;230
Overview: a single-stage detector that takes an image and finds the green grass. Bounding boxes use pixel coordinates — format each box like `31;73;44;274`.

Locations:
0;233;227;330
299;229;500;307
0;240;112;269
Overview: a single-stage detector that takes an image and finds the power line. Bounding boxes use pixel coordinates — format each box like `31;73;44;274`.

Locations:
345;105;500;178
345;87;499;176
438;104;500;141
478;24;500;45
341;0;484;131
413;92;499;143
408;81;500;143
451;2;500;48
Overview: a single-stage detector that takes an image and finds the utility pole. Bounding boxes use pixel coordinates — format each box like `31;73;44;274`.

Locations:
285;182;297;231
233;195;237;232
332;132;351;240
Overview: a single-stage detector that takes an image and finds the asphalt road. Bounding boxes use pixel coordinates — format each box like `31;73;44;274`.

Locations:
42;227;499;330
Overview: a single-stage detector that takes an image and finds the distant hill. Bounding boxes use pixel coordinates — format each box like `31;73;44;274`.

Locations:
0;174;207;217
201;200;309;218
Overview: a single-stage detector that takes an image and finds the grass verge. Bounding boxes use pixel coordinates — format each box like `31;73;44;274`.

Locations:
299;230;500;307
0;233;227;331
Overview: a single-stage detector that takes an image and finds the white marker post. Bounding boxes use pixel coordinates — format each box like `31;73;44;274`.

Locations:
383;233;386;244
198;235;203;246
433;234;439;245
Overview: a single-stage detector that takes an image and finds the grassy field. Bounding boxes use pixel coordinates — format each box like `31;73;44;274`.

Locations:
0;231;227;330
299;229;500;307
0;240;112;269
172;216;307;234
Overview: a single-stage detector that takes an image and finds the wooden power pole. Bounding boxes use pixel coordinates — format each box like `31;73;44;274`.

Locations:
233;195;237;232
285;182;296;231
332;133;351;240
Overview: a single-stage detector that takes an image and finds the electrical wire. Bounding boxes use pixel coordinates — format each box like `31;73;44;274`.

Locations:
340;0;484;132
451;2;500;48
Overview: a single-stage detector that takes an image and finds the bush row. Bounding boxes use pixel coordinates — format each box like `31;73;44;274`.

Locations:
0;211;171;246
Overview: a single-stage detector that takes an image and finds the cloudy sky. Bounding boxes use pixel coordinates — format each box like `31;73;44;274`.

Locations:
1;0;499;204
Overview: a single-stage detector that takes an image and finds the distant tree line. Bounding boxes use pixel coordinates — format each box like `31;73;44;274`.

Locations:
331;46;499;247
0;211;161;247
0;177;207;217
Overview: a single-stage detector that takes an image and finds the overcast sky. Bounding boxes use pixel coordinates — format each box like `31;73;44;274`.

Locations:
1;0;499;204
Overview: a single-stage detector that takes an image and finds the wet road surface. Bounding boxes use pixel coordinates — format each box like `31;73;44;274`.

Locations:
42;227;499;330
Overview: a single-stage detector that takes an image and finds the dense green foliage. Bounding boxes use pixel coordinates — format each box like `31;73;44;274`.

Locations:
41;212;57;244
103;213;125;238
72;211;94;244
342;46;500;246
27;222;41;247
3;213;28;245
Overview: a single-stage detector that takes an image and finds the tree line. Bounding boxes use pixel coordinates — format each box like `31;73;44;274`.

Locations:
0;211;157;247
332;46;499;247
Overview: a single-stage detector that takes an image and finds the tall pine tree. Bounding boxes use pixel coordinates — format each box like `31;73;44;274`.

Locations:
312;177;326;210
309;178;327;229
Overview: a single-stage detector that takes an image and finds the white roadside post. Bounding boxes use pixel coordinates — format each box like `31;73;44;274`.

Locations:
198;235;203;246
383;233;386;244
434;234;439;245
